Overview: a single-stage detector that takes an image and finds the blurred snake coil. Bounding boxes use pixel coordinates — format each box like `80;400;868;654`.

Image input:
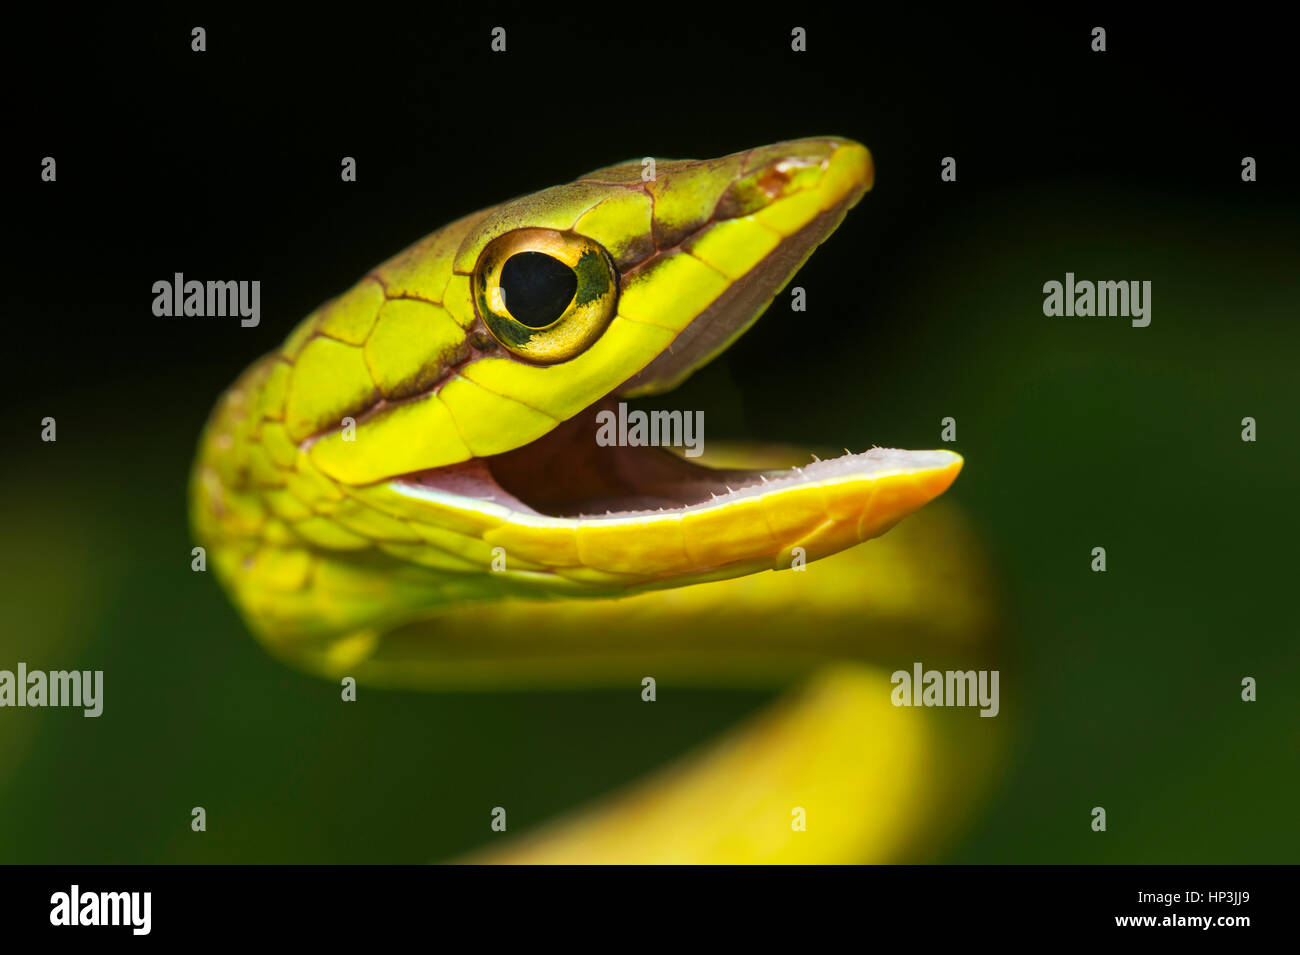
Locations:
191;138;1004;864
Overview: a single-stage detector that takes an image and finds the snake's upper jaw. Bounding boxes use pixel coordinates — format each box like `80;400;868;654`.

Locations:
617;139;874;398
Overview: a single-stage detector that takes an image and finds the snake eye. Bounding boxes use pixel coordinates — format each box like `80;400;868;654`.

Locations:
471;228;618;363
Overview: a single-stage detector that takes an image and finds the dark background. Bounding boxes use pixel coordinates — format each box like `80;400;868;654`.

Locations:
2;9;1296;862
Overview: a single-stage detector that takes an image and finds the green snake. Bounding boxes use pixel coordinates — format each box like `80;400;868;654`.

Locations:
191;138;1001;863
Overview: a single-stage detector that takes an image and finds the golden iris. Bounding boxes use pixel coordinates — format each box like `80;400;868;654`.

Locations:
471;228;618;363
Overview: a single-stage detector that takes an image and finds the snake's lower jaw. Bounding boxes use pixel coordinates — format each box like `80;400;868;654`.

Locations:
393;400;963;584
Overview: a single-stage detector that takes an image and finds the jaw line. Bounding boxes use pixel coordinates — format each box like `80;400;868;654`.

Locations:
389;396;962;529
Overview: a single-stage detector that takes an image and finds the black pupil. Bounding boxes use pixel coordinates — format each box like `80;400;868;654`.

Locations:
499;252;578;328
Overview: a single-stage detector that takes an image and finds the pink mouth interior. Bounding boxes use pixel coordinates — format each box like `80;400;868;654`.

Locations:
397;400;764;518
394;399;946;521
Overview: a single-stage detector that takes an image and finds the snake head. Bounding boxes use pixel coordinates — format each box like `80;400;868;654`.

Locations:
195;137;962;642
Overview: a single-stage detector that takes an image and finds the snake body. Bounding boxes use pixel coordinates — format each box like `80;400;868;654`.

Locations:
192;138;1000;863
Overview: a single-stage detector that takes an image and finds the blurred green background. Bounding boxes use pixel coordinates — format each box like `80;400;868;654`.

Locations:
3;11;1296;863
3;186;1295;862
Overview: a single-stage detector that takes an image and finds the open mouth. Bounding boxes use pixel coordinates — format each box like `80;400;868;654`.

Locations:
398;398;957;522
